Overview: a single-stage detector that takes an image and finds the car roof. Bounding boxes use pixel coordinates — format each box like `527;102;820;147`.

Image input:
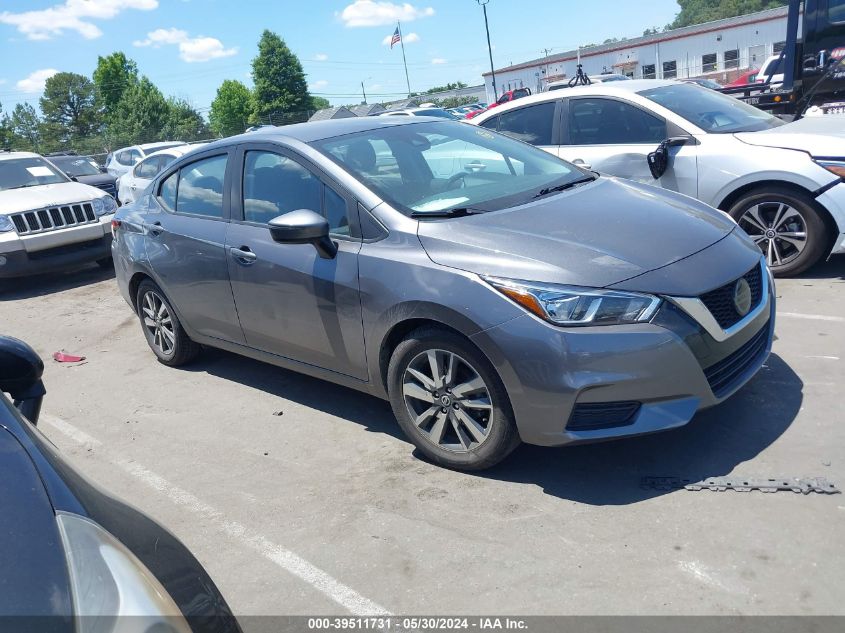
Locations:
144;143;206;159
473;79;680;120
0;151;41;162
199;116;445;149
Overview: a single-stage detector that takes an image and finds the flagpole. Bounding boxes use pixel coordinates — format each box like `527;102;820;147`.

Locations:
397;21;411;97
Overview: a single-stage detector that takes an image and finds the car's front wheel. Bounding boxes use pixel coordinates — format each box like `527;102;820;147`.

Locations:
728;186;828;277
387;327;520;470
136;280;200;366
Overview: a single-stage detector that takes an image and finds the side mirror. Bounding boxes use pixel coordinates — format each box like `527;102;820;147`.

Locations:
0;336;46;424
647;136;690;179
268;209;338;259
100;166;108;174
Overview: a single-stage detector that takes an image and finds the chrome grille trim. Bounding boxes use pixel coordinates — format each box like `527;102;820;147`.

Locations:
666;257;770;343
9;202;97;235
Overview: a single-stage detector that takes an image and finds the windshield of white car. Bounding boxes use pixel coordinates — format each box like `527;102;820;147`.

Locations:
311;121;584;217
638;83;785;133
48;156;101;177
0;157;69;191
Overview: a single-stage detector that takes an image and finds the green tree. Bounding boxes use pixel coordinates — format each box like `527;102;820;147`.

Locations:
9;103;43;151
162;98;209;141
210;79;255;137
109;76;169;146
0;102;12;150
668;0;787;29
310;95;331;111
39;72;99;146
93;52;139;117
251;30;311;121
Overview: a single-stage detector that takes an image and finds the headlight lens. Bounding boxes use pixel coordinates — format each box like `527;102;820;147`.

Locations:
815;159;845;180
56;512;192;632
92;196;117;216
0;215;14;232
484;277;661;326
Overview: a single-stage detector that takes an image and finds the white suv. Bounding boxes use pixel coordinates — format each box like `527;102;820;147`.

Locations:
104;142;186;179
0;152;118;278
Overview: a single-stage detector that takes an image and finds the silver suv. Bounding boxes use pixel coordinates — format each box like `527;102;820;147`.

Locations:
113;118;774;470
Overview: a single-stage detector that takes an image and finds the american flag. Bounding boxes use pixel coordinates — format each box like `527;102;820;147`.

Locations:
389;27;400;49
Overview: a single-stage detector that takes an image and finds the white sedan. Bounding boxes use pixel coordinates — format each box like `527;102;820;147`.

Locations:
117;144;205;205
470;79;845;276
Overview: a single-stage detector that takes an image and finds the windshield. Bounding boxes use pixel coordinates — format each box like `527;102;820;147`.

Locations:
0;156;68;191
311;121;584;216
48;156;101;177
638;83;784;133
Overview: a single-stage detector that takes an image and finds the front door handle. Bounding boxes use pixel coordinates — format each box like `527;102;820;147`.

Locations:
148;221;164;236
229;246;257;266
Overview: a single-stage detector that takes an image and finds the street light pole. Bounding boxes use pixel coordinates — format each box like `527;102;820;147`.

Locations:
476;0;497;100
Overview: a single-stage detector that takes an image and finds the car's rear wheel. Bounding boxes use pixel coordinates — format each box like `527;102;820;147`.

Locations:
387;327;520;470
136;280;200;366
728;187;828;277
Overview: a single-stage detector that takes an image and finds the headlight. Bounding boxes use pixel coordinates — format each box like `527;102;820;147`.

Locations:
484;277;661;326
0;215;14;232
815;159;845;180
56;512;192;633
92;196;117;217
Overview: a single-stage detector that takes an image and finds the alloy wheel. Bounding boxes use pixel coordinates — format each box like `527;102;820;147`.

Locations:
402;349;493;453
141;291;175;356
738;201;807;267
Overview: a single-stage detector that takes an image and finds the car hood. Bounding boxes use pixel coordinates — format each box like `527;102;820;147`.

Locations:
75;173;116;188
417;177;739;291
0;181;104;215
735;116;845;156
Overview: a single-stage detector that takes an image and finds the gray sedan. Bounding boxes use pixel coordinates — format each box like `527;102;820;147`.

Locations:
112;118;774;470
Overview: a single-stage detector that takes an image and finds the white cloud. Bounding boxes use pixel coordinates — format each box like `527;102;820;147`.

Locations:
431;57;447;64
314;53;328;61
16;69;59;93
310;80;328;89
0;79;7;85
340;1;433;27
133;27;237;62
0;0;158;41
382;31;419;45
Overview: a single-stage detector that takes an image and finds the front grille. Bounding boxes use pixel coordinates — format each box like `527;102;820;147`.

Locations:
567;401;641;431
704;323;769;397
10;203;96;235
699;263;763;329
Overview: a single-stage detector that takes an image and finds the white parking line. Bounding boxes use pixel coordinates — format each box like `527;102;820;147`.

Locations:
778;312;845;323
41;414;391;617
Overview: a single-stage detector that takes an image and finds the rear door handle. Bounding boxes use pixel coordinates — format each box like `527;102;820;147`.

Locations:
229;246;257;266
148;221;164;236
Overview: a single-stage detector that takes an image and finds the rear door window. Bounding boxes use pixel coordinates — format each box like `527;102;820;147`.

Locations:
176;154;228;218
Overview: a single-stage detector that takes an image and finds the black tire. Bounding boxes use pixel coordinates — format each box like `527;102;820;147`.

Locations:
387;326;520;471
96;257;113;269
728;186;829;277
136;280;200;366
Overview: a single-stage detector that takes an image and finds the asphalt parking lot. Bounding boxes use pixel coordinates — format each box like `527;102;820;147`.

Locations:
1;257;844;617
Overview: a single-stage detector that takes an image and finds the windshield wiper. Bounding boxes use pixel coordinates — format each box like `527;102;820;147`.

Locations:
410;207;487;219
9;183;48;190
533;175;597;199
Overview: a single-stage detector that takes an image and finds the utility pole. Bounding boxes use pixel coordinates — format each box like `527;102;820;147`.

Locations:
362;81;367;104
476;0;497;100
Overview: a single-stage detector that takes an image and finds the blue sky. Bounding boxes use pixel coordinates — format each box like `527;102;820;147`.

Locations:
0;0;681;114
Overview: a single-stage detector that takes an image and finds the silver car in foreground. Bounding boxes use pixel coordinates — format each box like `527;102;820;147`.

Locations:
471;80;845;276
112;118;774;470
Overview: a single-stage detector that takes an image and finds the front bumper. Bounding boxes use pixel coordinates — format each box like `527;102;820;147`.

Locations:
470;270;775;447
0;219;112;278
817;181;845;255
